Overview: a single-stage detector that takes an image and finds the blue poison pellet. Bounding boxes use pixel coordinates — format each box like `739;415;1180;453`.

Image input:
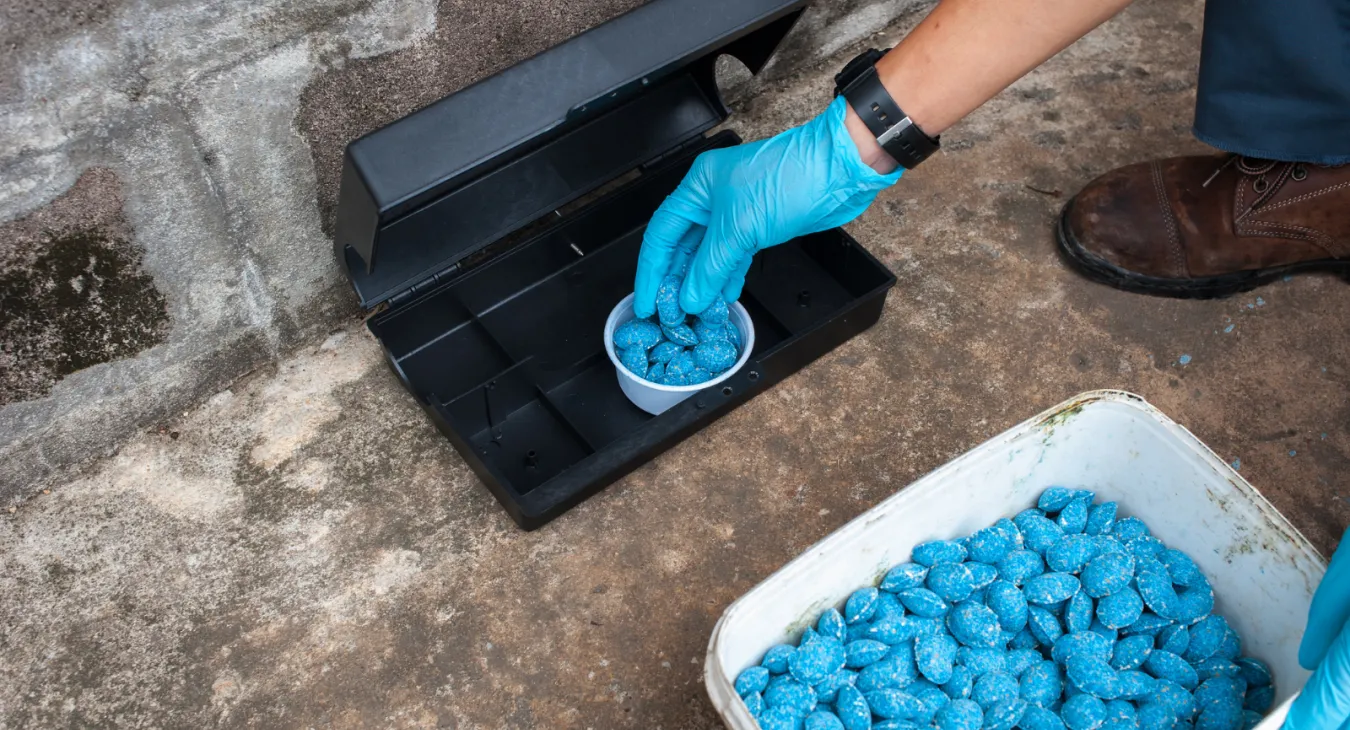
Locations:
1113;516;1150;541
655;276;683;326
1048;535;1100;574
881;563;929;593
1244;684;1273;714
866;689;927;720
661;321;699;347
617;346;648;378
1066;592;1094;634
758;706;802;730
988;581;1030;632
1063;694;1108;730
1217;625;1242;661
762;644;795;674
1039;488;1077;512
914;540;969;566
858;656;915;692
874;592;905;623
1057;498;1091;534
1028;606;1064;647
649;340;681;364
1111;634;1153;671
1025;572;1081;605
1184;616;1229;663
985;698;1029;730
700;294;730;325
692;318;725;343
928;563;977;603
968;525;1017;563
694;339;737;372
943;664;975;699
900;588;951;618
815;669;857;704
1098;587;1145;630
745;690;766;718
818;608;848;643
1015;513;1067;555
737;489;1269;730
1010;628;1039;651
1082;553;1135;598
1052;632;1114;666
1023;706;1069;730
1235;658;1271;688
846;640;890;669
1146;650;1200;691
948;601;1002;648
935;699;983;730
846;587;880;625
613;318;663;350
765;677;817;715
1021;661;1063;707
917;633;960;684
805;710;845;730
1007;649;1041;678
1085;503;1118;536
835;685;871;730
666;349;696;377
967;563;999;590
1104;699;1137;723
1066;655;1123;699
1122;613;1173;638
973;671;1019;708
793;638;848;684
958;646;1008;676
998;549;1046;586
738;665;771;696
1161;549;1207;589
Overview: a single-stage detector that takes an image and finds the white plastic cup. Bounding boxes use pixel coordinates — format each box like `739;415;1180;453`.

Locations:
604;293;755;416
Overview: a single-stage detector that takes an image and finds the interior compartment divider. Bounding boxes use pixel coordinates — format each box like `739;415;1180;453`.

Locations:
534;386;602;454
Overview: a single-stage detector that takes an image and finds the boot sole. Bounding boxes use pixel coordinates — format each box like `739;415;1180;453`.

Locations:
1055;201;1350;299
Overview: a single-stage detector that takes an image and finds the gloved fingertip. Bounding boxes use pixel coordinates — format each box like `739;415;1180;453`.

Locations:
721;265;751;305
679;283;711;316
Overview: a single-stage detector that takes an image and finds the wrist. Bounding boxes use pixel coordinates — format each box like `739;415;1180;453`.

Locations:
844;104;899;175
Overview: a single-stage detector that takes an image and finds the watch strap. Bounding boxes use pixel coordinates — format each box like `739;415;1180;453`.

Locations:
837;54;939;170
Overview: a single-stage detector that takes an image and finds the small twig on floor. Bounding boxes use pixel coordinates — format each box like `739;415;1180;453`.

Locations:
1025;184;1063;197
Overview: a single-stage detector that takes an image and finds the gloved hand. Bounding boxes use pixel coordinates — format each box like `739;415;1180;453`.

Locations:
1285;525;1350;729
632;95;903;318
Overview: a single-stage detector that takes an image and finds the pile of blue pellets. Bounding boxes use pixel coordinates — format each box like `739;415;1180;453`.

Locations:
613;275;741;386
734;488;1275;730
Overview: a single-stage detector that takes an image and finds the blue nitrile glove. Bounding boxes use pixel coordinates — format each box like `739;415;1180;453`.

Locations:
1285;526;1350;730
632;95;903;318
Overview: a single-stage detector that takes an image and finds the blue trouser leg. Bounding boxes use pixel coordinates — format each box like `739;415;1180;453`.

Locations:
1192;0;1350;165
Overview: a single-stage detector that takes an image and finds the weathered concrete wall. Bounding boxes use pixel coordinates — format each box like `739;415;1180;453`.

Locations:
0;0;931;504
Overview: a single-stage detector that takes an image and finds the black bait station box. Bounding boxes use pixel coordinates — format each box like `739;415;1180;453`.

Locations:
334;0;896;529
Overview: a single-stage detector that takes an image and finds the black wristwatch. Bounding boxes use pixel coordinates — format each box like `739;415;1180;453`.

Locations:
834;48;940;170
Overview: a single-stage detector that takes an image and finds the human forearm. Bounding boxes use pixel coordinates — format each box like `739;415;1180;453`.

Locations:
847;0;1136;172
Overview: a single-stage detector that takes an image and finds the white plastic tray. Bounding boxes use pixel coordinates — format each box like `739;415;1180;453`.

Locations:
705;390;1326;729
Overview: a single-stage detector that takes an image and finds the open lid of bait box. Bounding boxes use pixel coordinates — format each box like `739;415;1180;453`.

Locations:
334;0;897;529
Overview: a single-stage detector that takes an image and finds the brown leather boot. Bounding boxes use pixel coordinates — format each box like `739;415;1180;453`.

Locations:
1057;155;1350;297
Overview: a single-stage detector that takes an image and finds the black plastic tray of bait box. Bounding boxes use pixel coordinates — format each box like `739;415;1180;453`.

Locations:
334;0;897;529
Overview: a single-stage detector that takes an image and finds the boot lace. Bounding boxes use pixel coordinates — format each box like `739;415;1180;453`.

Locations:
1203;155;1313;213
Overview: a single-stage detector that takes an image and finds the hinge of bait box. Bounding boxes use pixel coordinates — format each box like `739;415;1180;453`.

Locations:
388;263;461;308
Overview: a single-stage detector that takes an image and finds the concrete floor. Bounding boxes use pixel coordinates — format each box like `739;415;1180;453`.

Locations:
2;0;1349;728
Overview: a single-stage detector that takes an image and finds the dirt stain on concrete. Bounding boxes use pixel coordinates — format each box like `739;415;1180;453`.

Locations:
0;168;169;405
